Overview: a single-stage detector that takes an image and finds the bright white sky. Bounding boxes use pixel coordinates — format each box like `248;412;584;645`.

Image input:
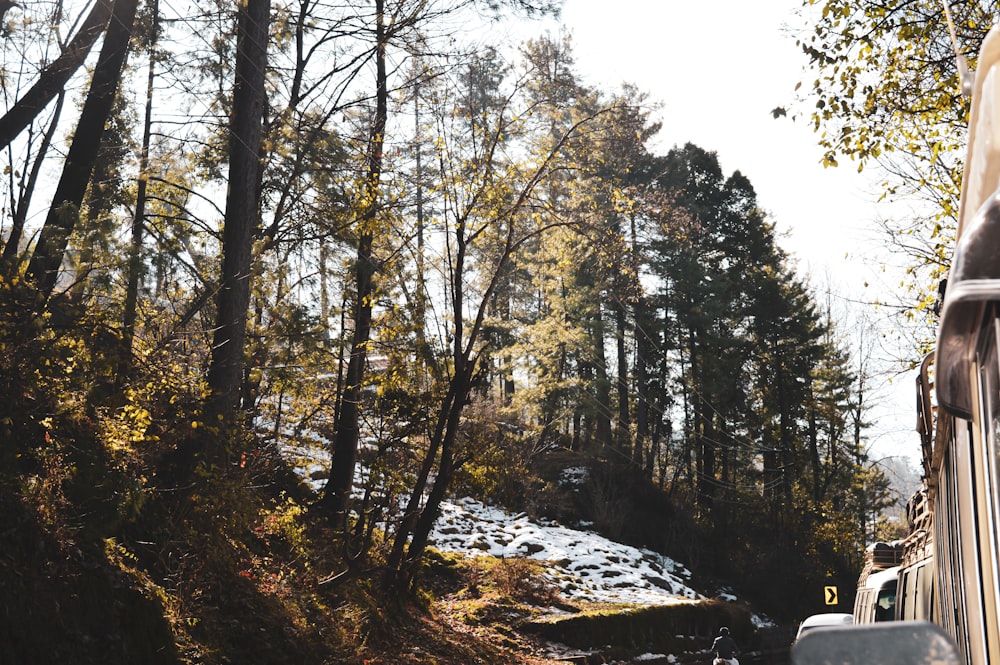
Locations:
509;0;923;472
553;0;877;277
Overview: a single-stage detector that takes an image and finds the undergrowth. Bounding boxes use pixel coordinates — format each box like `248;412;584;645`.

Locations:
0;412;568;665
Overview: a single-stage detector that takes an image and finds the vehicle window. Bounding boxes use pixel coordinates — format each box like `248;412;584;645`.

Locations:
898;571;911;620
874;587;896;622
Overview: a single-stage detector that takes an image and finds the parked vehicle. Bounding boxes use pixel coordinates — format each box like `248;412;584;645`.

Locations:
794;613;854;643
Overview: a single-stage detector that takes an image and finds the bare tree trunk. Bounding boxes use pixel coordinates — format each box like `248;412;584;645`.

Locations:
205;0;271;423
414;77;428;380
319;0;387;526
123;0;160;363
403;364;474;569
690;327;715;509
2;92;64;264
381;95;605;594
24;0;139;307
593;303;613;450
614;299;630;454
634;300;651;469
0;0;114;150
384;362;472;583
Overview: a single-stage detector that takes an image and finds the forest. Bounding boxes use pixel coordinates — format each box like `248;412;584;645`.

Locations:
0;0;979;663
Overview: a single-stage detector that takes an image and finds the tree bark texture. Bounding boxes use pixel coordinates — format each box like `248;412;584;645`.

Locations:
206;0;271;421
24;0;139;305
0;0;114;150
123;0;160;361
320;0;387;526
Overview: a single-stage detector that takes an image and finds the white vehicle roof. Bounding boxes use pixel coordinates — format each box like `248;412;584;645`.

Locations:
796;613;854;640
864;566;900;589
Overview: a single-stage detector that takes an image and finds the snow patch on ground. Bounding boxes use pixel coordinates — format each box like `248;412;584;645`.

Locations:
429;497;702;606
558;466;590;486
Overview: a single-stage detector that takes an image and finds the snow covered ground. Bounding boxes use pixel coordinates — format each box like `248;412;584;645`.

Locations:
286;444;703;607
286;441;776;665
429;496;703;607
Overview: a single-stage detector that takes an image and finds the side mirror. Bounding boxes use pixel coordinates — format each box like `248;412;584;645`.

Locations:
792;622;960;665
